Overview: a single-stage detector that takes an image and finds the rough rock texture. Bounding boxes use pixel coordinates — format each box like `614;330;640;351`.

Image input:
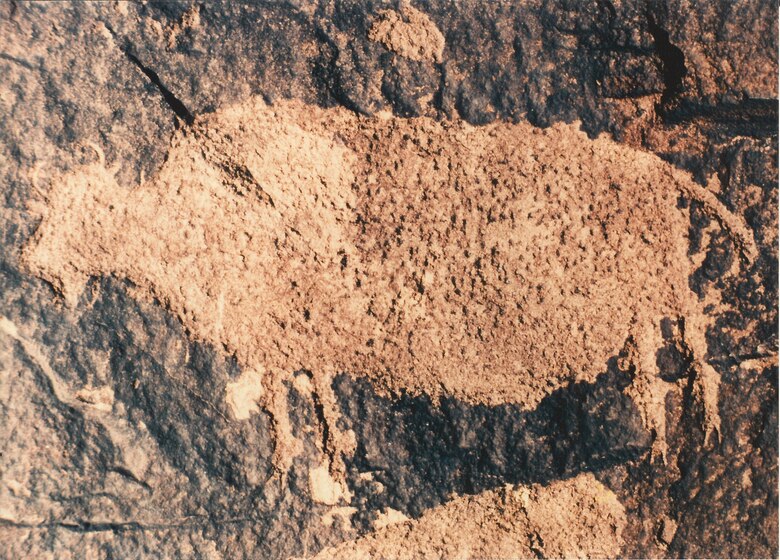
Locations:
309;473;628;560
0;1;777;559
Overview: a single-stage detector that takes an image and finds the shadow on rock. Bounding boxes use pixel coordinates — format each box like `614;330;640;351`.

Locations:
333;362;650;525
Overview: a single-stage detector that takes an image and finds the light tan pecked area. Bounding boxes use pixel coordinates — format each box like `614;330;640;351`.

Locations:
368;2;445;63
308;472;627;560
23;96;754;472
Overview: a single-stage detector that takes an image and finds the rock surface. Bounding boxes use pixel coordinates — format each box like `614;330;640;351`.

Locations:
1;1;777;559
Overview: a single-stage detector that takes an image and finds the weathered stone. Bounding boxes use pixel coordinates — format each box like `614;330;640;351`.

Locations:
0;1;776;558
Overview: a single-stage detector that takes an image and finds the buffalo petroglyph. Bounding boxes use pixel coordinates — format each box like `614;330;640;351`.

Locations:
23;97;757;474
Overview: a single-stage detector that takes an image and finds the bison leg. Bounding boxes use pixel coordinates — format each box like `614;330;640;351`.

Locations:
623;316;672;463
682;311;722;446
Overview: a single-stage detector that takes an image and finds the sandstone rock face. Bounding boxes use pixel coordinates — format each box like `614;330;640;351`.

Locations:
1;2;777;559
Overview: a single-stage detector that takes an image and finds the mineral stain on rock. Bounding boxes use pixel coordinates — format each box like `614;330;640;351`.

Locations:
25;97;755;472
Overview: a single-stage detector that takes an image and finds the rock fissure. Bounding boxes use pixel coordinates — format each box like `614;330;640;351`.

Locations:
115;39;194;126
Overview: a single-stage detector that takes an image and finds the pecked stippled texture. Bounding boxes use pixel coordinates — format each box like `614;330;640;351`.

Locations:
23;96;756;470
0;1;777;559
